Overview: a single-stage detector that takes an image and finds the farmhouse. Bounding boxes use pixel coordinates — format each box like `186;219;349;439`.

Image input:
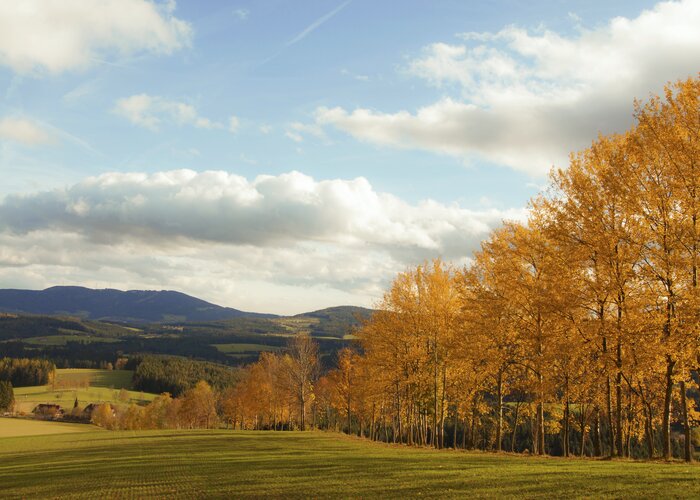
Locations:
82;403;115;419
32;404;64;419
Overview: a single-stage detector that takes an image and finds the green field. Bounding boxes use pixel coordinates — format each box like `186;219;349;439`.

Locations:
0;430;698;498
13;369;155;413
23;334;120;345
0;417;99;438
212;343;280;353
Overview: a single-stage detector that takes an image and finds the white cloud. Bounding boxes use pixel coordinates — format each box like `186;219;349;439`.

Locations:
0;117;54;146
317;0;700;176
0;170;525;313
229;115;240;134
0;0;192;75
113;94;226;131
259;124;272;134
285;122;326;143
233;8;249;21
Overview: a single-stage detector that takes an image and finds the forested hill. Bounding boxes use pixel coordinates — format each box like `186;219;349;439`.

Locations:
295;306;374;337
0;286;273;323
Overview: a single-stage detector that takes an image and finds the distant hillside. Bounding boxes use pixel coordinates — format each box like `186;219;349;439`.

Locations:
296;306;374;338
0;286;273;323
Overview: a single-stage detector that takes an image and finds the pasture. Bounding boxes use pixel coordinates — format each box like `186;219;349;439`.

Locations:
23;334;120;345
0;430;698;498
0;417;98;438
212;343;280;353
13;369;155;413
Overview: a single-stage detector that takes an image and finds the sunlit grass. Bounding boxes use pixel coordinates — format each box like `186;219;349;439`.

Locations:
1;430;698;498
13;369;155;413
0;417;99;438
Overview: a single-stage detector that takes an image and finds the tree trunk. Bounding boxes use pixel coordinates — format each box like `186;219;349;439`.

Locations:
452;413;458;448
662;356;676;459
616;340;624;458
511;401;520;453
645;408;655;459
537;400;545;455
593;410;602;457
496;370;503;452
680;380;693;462
563;397;570;458
606;376;615;457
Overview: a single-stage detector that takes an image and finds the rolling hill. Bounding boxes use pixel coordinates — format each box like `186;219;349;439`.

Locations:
0;286;273;323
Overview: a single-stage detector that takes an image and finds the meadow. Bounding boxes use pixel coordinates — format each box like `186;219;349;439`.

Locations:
0;429;698;498
0;417;98;438
13;368;155;413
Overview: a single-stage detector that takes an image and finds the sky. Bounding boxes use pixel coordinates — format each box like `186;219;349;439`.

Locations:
0;0;698;314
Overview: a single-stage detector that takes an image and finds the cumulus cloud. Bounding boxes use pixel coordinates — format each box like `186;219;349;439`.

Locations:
113;94;225;131
285;122;326;143
317;0;700;175
0;117;54;146
0;170;525;312
0;0;192;75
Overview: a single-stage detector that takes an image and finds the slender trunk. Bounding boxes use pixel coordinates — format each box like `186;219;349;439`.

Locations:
537;399;545;455
439;368;446;449
662;356;676;459
433;343;438;449
563;396;570;458
511;401;520;453
680;380;693;462
616;340;624;458
462;416;467;449
644;406;655;459
578;403;587;457
606;376;615;457
496;370;503;452
593;410;602;457
452;413;458;448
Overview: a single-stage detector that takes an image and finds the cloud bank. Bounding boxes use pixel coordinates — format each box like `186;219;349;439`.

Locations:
317;0;700;176
0;170;524;313
0;0;192;74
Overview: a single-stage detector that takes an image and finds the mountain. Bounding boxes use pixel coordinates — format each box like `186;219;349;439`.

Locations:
294;306;374;338
0;286;274;323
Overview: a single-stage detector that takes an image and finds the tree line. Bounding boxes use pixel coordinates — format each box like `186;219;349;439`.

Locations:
0;357;56;387
90;380;219;430
130;355;241;396
228;77;700;461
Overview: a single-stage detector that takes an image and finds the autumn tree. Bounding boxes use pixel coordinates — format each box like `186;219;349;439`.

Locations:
280;334;319;430
180;381;219;429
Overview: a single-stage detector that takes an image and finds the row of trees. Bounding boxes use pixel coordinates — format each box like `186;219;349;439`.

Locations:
0;357;55;387
229;77;700;461
91;381;219;430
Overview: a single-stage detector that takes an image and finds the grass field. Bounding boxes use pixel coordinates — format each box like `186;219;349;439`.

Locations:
13;369;156;413
23;334;120;345
212;343;280;353
0;430;698;498
0;417;99;438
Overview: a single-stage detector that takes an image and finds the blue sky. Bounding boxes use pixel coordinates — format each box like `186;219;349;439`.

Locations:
0;0;697;313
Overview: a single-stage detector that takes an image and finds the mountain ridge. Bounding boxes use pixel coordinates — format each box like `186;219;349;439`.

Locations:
0;286;276;323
